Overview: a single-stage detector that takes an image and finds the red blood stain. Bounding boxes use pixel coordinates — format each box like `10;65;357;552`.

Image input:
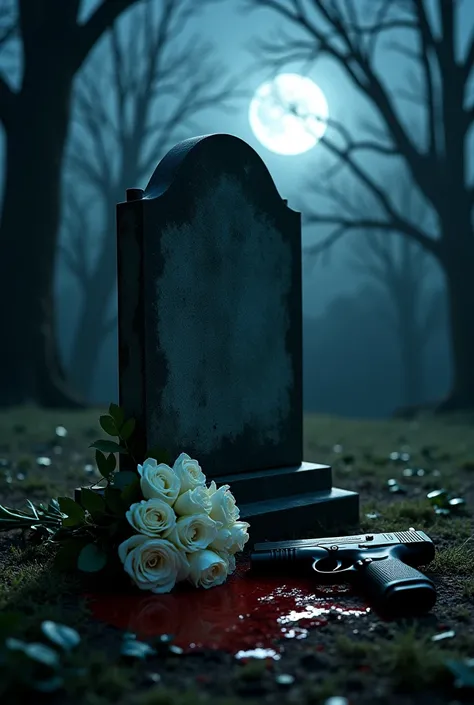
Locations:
86;561;370;657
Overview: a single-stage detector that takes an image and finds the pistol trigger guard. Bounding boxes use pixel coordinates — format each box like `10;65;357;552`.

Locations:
312;557;344;574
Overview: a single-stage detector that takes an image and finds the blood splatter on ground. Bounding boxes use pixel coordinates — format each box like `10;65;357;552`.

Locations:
87;561;370;657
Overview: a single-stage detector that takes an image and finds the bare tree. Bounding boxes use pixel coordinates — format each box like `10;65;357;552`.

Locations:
350;230;445;407
0;0;144;408
60;0;242;399
346;173;445;407
244;0;474;412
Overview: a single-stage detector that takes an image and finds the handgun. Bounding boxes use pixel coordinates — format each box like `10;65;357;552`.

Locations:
250;528;436;615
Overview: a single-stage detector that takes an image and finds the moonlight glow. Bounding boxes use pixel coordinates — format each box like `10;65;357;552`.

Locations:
249;73;329;156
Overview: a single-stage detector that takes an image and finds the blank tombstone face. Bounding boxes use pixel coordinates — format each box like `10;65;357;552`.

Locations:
118;134;303;476
148;174;294;453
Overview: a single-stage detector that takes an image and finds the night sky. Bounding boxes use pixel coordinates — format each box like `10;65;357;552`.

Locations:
4;0;474;318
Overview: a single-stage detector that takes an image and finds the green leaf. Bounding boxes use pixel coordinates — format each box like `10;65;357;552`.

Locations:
105;452;116;476
121;478;141;507
53;539;90;572
146;446;172;464
119;418;136;441
108;403;125;428
24;642;60;669
445;658;474;689
48;498;62;516
77;544;108;573
57;497;85;527
41;621;81;651
80;488;105;516
0;505;28;521
112;471;139;490
33;675;65;693
89;440;127;454
104;486;125;515
95;449;117;479
121;638;156;660
99;415;119;437
25;499;39;519
5;637;27;652
95;449;108;476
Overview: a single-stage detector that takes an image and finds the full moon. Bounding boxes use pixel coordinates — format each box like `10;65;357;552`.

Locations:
249;73;329;155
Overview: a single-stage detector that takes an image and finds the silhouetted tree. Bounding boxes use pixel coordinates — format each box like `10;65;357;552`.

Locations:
0;0;143;408
245;0;474;412
350;231;445;407
60;0;240;399
347;175;446;407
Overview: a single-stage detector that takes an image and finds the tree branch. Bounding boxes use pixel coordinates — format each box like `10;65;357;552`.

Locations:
412;0;439;158
73;0;142;72
462;27;474;80
303;215;439;260
0;72;15;127
304;128;438;258
297;112;399;183
244;0;439;208
0;16;16;48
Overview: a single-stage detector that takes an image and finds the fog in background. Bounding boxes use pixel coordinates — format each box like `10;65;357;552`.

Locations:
1;0;471;417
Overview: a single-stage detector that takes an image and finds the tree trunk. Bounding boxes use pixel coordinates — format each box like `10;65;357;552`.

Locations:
399;330;424;409
395;281;424;408
0;72;84;408
438;240;474;412
68;222;118;399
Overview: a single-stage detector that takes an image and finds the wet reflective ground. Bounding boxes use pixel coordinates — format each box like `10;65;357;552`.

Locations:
87;561;371;658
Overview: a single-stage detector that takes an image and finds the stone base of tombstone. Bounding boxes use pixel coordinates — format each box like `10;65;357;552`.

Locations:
74;462;358;548
213;462;359;546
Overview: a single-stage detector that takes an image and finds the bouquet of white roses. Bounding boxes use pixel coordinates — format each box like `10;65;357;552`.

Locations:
0;404;250;594
118;453;250;593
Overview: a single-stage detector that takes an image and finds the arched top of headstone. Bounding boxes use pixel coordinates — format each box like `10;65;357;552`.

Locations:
144;133;289;208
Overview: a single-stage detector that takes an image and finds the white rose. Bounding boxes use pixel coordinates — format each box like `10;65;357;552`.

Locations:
208;527;232;552
137;458;181;505
227;520;250;554
207;481;240;526
168;514;220;553
173;486;212;516
216;550;236;575
172;453;206;493
187;549;229;589
125;498;176;538
118;534;189;594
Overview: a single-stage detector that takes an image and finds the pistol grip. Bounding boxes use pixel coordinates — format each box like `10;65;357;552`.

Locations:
358;556;436;614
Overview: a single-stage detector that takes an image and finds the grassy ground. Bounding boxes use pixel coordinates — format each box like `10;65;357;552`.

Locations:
0;407;473;704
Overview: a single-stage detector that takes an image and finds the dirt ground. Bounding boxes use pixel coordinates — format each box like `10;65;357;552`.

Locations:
0;407;473;705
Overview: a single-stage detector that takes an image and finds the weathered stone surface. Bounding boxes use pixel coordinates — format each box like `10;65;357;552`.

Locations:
117;134;302;476
116;133;359;534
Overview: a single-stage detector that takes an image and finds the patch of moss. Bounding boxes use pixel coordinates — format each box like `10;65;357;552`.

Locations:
360;498;436;529
334;634;378;663
461;577;474;599
302;675;344;703
131;688;253;705
235;659;268;682
65;650;138;704
428;541;474;575
0;542;86;633
360;500;471;542
383;629;450;692
451;604;471;622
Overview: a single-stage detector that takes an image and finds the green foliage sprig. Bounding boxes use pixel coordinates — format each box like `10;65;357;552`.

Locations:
0;403;170;577
0;616;82;696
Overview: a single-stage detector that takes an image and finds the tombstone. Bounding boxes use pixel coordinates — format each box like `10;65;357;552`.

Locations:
116;134;359;544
